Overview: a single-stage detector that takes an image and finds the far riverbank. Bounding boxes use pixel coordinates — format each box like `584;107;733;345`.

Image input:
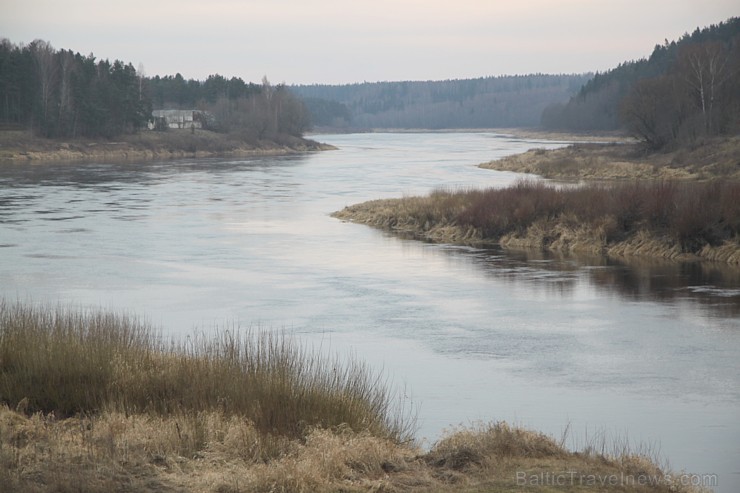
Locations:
0;129;334;163
480;135;740;181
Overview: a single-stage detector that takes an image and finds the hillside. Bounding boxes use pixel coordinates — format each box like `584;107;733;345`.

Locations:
541;17;740;142
292;74;592;130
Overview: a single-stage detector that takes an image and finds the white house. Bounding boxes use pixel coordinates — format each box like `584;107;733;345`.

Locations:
149;109;211;130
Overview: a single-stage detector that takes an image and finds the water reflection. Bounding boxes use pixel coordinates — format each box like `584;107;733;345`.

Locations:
451;246;740;319
0;155;311;226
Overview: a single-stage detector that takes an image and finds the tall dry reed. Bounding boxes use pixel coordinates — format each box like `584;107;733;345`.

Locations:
0;301;414;443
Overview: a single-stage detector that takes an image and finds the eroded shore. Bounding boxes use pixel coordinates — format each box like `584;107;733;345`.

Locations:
333;180;740;265
333;200;740;264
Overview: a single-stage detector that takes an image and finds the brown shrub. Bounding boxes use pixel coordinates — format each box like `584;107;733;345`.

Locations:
453;179;740;253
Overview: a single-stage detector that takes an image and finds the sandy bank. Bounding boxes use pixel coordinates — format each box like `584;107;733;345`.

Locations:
492;127;633;143
0;129;334;163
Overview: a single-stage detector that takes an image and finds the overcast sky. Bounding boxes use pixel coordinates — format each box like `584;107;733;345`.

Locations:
2;1;738;84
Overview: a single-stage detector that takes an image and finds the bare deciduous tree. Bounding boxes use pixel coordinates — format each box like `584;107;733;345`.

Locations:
676;42;731;133
58;50;75;135
30;39;58;134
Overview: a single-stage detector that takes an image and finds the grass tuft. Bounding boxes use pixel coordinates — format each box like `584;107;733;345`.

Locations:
425;422;566;470
0;301;414;443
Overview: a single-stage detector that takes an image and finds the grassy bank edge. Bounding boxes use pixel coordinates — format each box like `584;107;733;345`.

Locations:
334;202;740;264
331;181;740;265
0;301;708;493
479;135;740;181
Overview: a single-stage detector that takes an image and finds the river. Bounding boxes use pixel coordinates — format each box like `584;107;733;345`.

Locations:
1;132;738;491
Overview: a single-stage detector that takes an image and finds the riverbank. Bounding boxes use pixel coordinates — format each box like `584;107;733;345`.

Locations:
0;129;334;163
480;135;740;181
333;180;740;264
2;407;707;493
494;127;633;143
0;302;707;493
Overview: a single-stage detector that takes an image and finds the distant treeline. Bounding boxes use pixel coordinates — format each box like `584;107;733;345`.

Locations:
0;40;310;139
292;74;592;130
6;16;738;148
542;17;740;149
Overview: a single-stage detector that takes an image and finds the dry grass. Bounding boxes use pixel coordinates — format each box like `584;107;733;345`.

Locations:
333;179;740;263
480;136;740;181
0;408;711;493
0;301;712;492
0;301;413;443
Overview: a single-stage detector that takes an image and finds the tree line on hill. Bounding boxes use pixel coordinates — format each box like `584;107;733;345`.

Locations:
0;39;310;140
542;17;740;149
292;74;592;130
0;37;586;139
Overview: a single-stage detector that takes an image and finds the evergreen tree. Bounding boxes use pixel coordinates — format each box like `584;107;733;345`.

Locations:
0;39;151;138
0;39;308;139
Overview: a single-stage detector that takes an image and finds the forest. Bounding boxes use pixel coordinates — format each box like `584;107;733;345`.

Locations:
4;17;738;146
0;39;150;138
292;74;592;129
541;17;740;149
0;37;587;138
0;39;310;140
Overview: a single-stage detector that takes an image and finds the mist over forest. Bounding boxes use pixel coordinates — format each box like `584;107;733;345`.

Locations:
291;74;591;130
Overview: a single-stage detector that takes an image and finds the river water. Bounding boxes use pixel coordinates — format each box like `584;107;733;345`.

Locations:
1;132;738;491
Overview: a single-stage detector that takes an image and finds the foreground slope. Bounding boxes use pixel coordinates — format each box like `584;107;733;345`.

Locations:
0;302;709;492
